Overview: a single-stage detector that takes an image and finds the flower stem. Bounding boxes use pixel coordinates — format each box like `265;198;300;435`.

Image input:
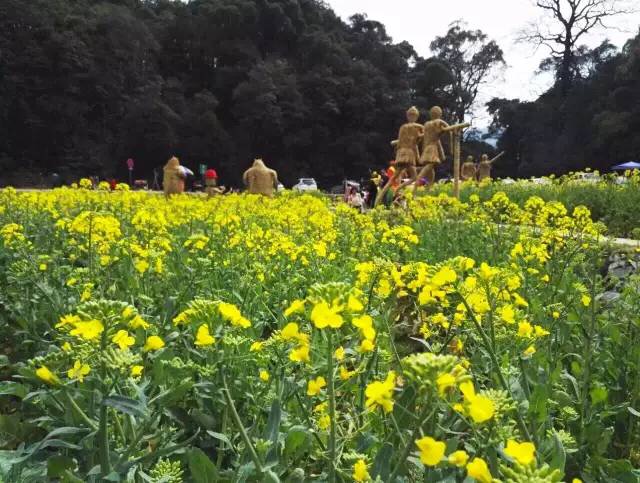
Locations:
327;330;337;483
222;373;264;474
389;397;433;482
62;389;98;431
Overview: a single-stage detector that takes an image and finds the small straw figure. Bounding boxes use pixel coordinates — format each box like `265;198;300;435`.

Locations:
461;155;477;181
477;152;505;181
163;156;186;197
204;168;225;196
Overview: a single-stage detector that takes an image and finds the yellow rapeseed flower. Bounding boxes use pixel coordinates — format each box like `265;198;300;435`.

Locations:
359;339;375;353
129;315;150;330
352;315;376;340
352;459;370;482
415;436;446;466
467;457;492;482
250;341;264;352
448;450;469;467
195;324;215;346
517;321;533;338
523;345;536;357
339;365;355;380
534;325;550;337
36;366;59;385
218;302;251;328
289;344;310;363
436;372;456;396
318;414;330;430
143;335;165;352
365;371;395;413
459;381;495;423
334;346;345;361
56;314;80;329
432;266;457;287
498;305;516;324
284;299;305;317
581;294;591;307
307;376;326;396
347;295;364;312
259;370;270;382
67;360;90;382
280;322;300;340
112;330;135;350
504;439;536;466
310;301;343;329
69;319;104;341
131;365;144;378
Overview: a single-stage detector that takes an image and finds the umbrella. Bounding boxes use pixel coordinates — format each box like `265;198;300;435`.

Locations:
180;166;195;176
611;161;640;171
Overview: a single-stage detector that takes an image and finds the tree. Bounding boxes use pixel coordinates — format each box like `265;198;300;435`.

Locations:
521;0;634;95
428;22;505;123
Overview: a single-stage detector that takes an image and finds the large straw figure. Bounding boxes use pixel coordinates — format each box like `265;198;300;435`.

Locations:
163;156;186;196
243;159;279;196
416;106;449;187
375;106;424;206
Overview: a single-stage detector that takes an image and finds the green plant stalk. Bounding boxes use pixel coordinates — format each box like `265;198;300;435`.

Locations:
221;373;264;474
327;330;337;483
389;396;434;482
456;290;533;442
217;405;228;469
579;276;597;450
62;389;98;431
99;401;111;475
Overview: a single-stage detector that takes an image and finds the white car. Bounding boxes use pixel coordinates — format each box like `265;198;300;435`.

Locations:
293;178;318;192
530;177;552;185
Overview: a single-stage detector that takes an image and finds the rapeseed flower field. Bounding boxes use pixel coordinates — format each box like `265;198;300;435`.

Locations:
0;184;638;482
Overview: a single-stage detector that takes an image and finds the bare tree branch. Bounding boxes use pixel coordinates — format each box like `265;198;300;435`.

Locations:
519;0;636;93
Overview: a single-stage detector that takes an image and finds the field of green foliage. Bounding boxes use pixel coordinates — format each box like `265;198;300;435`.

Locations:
0;185;639;482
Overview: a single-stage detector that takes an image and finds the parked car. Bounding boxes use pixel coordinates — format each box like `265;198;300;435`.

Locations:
530;177;552;185
500;177;516;185
292;178;318;192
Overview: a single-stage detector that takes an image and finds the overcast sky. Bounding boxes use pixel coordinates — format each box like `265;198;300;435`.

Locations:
326;0;638;125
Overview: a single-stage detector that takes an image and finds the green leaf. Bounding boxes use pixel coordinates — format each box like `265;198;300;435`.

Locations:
549;431;566;472
206;430;233;447
264;399;281;444
372;442;393;481
264;469;281;483
284;426;309;460
284;468;305;482
187;448;218;483
0;382;28;399
628;407;640;417
47;456;76;477
393;386;416;429
590;385;608;405
102;395;147;418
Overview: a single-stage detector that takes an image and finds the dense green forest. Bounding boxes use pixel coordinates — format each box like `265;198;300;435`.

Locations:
0;0;638;186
